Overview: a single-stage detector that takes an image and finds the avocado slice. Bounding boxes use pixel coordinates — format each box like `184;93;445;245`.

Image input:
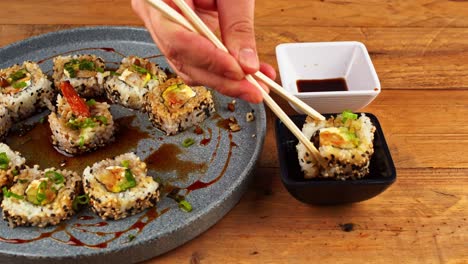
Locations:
25;179;58;206
97;165;137;193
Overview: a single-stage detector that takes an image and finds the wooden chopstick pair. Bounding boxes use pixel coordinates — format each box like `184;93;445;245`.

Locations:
145;0;327;167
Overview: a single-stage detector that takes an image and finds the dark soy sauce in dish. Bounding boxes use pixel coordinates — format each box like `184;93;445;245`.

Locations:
296;78;348;93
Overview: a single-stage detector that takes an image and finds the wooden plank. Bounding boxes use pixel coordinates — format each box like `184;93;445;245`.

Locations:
254;0;468;28
1;0;467;28
0;0;141;26
3;25;468;90
0;25;78;48
145;167;467;264
255;26;468;90
259;90;468;169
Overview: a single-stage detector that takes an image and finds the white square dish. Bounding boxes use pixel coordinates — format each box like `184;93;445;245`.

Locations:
276;41;380;114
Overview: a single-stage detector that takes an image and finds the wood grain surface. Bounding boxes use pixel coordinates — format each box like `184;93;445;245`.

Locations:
1;1;467;263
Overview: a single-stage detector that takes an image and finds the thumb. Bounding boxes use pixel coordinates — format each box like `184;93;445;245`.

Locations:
217;0;259;74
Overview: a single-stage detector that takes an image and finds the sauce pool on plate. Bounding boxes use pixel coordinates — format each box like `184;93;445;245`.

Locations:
296;78;348;93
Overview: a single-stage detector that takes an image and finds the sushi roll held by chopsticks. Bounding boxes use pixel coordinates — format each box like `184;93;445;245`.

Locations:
297;111;376;180
145;77;215;135
48;81;116;155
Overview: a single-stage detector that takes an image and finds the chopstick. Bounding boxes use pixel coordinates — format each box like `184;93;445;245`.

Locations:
145;0;327;167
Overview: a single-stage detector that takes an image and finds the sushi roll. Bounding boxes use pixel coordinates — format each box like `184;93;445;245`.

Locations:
104;56;167;110
83;152;160;220
0;105;12;139
297;111;376;180
48;81;115;155
52;54;109;98
145;77;216;135
0;143;26;192
1;166;82;227
0;61;55;121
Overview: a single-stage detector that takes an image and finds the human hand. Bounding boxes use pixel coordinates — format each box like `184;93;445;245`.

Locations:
131;0;276;103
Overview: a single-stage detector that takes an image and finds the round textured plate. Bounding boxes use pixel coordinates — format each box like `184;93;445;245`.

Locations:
0;26;266;263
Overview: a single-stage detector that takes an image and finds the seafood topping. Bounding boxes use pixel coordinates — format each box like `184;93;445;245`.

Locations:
59;81;91;117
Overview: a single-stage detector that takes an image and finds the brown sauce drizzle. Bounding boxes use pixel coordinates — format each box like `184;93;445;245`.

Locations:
5;116;150;174
78;215;95;221
200;128;212;146
144;143;207;182
143;54;165;60
0;207;170;248
186;133;236;193
74;222;109;228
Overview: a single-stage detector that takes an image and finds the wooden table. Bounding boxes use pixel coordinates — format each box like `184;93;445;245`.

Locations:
1;1;467;263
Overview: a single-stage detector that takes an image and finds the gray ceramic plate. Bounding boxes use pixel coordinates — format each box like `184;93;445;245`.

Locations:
0;26;266;263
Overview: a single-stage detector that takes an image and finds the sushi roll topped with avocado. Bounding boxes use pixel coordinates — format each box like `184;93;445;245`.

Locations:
1;166;82;228
297;111;376;180
53;54;109;98
104;56;167;110
145;77;215;135
0;61;55;121
48;81;115;155
83;152;160;220
0;143;26;192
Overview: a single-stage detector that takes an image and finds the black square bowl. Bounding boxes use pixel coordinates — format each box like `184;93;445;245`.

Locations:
275;113;396;205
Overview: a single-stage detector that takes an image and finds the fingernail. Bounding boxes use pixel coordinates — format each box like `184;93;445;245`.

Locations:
224;71;243;80
239;48;259;70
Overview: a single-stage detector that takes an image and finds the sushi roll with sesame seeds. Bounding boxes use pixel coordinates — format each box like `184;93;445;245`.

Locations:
1;166;82;228
297;111;376;180
0;61;55;121
104;56;167;110
145;77;215;135
48;81;115;155
0;105;12;139
0;143;26;193
52;54;109;98
83;152;160;220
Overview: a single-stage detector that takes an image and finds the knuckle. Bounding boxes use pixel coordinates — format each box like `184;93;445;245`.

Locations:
202;56;219;74
226;19;254;35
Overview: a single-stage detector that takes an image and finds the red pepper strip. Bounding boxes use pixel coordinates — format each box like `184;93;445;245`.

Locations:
59;81;90;117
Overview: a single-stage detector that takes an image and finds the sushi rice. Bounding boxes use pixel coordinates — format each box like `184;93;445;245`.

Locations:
0;61;55;121
297;112;376;180
83;152;160;220
104;56;167;110
1;166;82;228
0;105;12;139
